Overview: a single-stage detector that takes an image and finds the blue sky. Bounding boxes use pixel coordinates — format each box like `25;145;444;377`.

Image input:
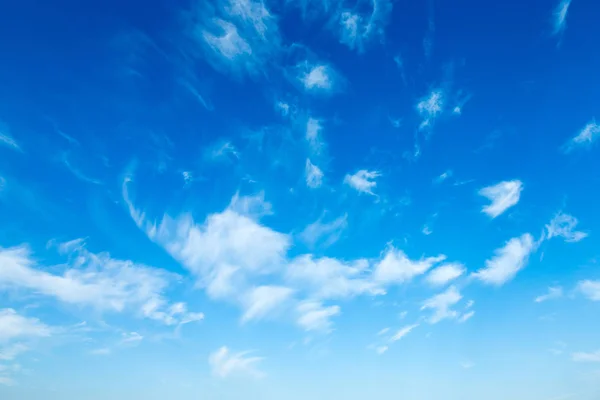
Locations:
1;0;600;398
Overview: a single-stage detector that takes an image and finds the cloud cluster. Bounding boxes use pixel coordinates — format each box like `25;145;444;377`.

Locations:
0;243;203;326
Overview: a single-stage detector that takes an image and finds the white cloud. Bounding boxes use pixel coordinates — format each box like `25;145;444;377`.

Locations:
0;244;202;326
335;0;392;53
479;180;523;218
305;159;324;188
191;0;280;77
375;345;388;355
120;331;144;345
299;214;347;249
417;89;444;130
572;350;600;363
296;301;340;333
460;361;475;369
426;263;465;286
90;347;111;356
0;309;51;343
535;286;563;303
373;248;446;285
564;120;600;151
0;132;21;152
298;63;340;93
390;324;418;342
458;311;475;323
209;346;265;378
552;0;571;36
305;117;324;153
207;139;240;161
0;343;29;361
286;255;382;300
577;280;600;301
434;170;453;184
472;234;535;286
546;212;588;242
421;286;462;324
344;170;380;195
241;285;294;323
377;327;390;336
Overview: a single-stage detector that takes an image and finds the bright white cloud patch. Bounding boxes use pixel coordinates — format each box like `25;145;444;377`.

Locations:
534;286;563;303
298;63;339;93
421;286;462;324
0;244;202;325
344;169;380;195
577;280;600;301
0;309;51;343
305;117;324;153
479;180;523;218
552;0;572;36
296;300;340;333
417;89;444;130
209;346;265;378
299;214;347;248
473;234;535;286
390;323;418;342
546;212;588;242
305;159;324;188
374;248;446;285
426;263;465;286
564;120;600;151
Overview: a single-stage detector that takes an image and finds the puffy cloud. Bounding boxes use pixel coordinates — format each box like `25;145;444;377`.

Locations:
564;120;600;151
299;214;347;249
478;180;523;218
390;324;418;342
286;255;383;300
209;346;265;378
577;280;600;301
298;62;341;94
425;263;465;286
0;244;202;326
546;212;588;242
472;234;535;286
240;285;294;323
421;286;462;324
534;286;563;303
305;159;324;188
373;248;446;285
296;301;340;333
552;0;571;36
344;170;380;195
0;309;51;343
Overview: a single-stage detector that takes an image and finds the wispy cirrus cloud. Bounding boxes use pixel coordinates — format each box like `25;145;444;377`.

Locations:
545;212;588;242
334;0;393;53
425;263;466;287
241;285;295;323
472;234;535;286
478;180;523;218
563;120;600;152
535;286;563;303
0;243;203;326
0;309;51;343
305;159;324;188
571;349;600;363
295;300;340;333
390;323;418;342
552;0;572;37
299;213;347;249
421;286;463;324
209;346;265;378
0;124;21;152
373;248;446;285
185;0;281;78
344;170;380;195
